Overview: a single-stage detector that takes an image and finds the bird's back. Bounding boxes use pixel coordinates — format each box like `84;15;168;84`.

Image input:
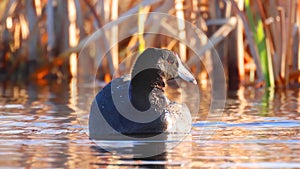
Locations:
89;75;168;138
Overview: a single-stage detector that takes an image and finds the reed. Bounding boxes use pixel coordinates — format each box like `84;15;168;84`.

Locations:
0;0;298;88
138;4;146;54
245;0;273;87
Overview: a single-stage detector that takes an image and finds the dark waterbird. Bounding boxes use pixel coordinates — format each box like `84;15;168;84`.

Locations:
89;48;197;139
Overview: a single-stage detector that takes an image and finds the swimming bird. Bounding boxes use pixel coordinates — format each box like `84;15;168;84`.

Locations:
89;48;196;139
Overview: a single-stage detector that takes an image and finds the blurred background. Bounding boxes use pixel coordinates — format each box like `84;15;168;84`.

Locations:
0;0;299;89
0;1;300;168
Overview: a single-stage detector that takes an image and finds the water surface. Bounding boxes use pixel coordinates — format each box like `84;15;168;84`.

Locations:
0;80;299;168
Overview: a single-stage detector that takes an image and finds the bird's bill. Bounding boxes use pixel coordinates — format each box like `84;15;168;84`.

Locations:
178;62;197;84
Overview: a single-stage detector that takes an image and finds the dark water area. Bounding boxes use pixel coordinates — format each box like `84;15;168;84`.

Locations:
0;80;299;168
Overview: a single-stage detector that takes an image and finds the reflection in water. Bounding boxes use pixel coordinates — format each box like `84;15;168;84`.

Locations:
0;81;299;168
91;144;168;168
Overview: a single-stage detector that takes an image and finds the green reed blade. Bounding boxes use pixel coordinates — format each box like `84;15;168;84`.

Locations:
245;0;275;87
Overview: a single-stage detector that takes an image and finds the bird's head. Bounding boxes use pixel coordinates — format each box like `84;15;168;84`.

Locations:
131;48;196;87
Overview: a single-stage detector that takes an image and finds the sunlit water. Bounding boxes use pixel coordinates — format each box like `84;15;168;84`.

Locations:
0;80;299;168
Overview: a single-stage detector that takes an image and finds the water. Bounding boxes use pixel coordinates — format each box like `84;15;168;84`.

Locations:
0;80;299;168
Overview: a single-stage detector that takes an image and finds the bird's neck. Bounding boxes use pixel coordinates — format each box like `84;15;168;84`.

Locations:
129;69;165;112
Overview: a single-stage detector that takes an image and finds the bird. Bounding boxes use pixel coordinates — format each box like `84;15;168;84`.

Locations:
89;48;197;140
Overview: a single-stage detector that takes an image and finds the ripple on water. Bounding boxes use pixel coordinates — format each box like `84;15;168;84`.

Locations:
0;83;300;168
193;120;300;128
0;104;25;109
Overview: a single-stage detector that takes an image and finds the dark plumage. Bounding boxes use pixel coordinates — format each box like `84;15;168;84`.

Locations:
89;48;196;139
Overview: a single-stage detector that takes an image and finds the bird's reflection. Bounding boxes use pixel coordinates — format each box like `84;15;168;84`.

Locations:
90;138;169;169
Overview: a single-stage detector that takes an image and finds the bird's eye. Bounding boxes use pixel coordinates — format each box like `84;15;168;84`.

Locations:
167;57;174;64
